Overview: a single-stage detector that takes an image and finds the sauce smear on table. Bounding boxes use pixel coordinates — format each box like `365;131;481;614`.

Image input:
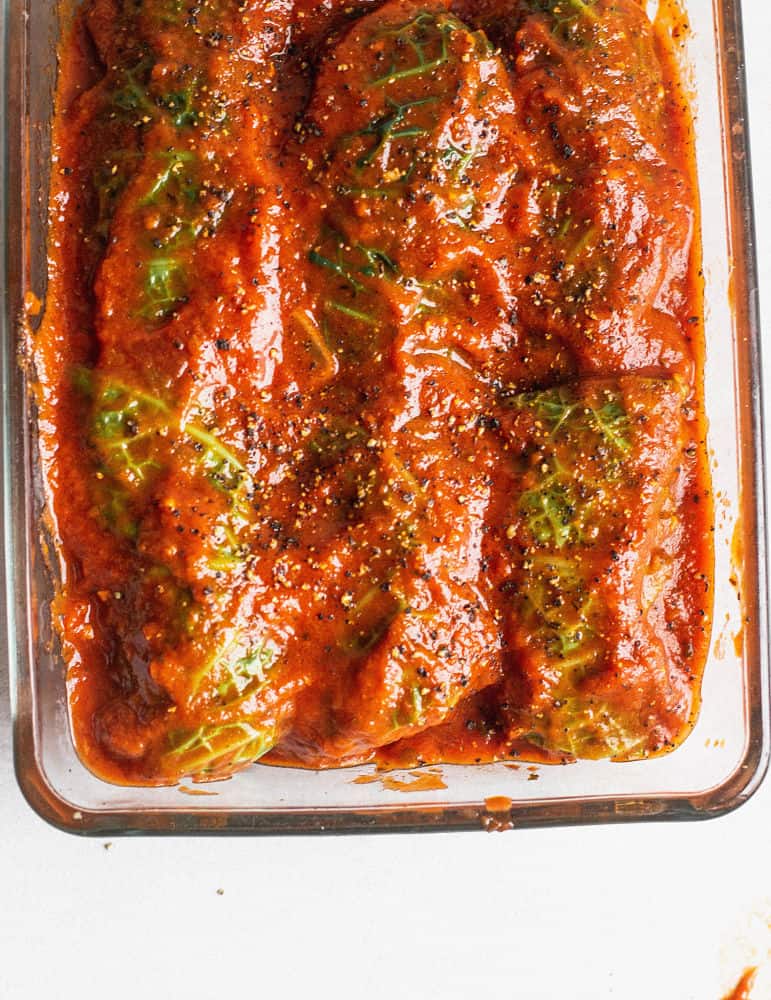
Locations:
722;968;758;1000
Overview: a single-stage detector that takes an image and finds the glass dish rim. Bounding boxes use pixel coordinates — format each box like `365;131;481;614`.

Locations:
2;0;769;835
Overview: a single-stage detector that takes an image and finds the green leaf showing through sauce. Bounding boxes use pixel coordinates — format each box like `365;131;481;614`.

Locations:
161;722;276;777
540;698;647;760
140;150;197;206
440;143;475;173
357;245;399;278
142;256;188;320
514;387;631;549
504;384;656;758
217;644;274;702
524;0;599;35
133;153;208;321
516;0;603;51
352;96;437;167
504;385;639;713
102;69;230;323
391;684;426;730
181;420;256;572
92;473;140;540
530;0;598;14
438;143;480;228
519;466;579;549
587;397;631;453
325;300;379;327
309;232;399;291
342;584;407;656
527;387;579;433
135;156;234;323
190;631;275;702
369;13;463;88
308;249;365;295
519;554;600;670
111;61;155;119
89;381;255;571
161;89;200;128
185;423;245;476
522;385;631;453
92;382;171;485
307;421;367;465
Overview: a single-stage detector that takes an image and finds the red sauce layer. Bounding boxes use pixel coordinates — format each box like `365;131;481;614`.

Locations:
36;0;713;783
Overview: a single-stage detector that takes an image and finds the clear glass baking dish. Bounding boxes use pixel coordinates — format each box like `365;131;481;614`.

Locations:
2;0;768;835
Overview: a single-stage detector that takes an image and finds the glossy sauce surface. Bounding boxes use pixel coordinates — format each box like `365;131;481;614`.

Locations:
37;0;713;783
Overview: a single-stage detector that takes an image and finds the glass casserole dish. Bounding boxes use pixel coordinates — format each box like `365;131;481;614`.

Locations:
2;0;768;834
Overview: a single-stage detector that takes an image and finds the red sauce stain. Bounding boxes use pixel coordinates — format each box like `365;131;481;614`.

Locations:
722;968;758;1000
730;519;748;658
485;795;513;813
177;784;219;797
380;771;447;793
353;769;447;793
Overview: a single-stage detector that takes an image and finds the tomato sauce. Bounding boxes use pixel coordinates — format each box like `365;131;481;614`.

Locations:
722;968;758;1000
36;0;713;783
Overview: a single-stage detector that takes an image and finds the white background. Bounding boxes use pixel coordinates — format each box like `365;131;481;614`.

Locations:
1;5;770;998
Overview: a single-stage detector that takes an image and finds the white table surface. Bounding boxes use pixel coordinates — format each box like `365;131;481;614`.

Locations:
2;6;770;998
